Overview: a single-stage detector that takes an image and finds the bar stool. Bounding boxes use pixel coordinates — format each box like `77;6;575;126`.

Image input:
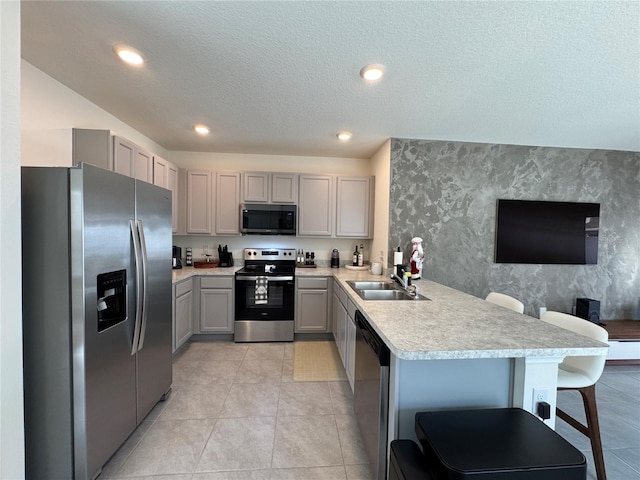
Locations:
389;440;432;480
413;408;587;479
485;292;524;313
541;311;609;480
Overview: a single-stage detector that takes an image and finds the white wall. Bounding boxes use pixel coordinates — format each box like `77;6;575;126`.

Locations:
370;140;391;269
169;150;371;176
1;2;25;478
21;60;169;166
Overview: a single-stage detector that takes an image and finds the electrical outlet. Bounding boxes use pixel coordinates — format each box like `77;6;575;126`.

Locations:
533;387;549;407
539;307;547;318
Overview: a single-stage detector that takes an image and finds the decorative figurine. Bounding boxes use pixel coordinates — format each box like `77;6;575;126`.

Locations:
410;236;424;279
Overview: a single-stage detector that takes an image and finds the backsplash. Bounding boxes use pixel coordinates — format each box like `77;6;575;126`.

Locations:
389;138;640;319
172;236;371;269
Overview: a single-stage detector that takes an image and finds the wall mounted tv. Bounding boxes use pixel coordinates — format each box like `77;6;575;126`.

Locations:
495;199;600;265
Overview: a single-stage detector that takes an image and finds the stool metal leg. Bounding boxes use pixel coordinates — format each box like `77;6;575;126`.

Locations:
557;384;606;480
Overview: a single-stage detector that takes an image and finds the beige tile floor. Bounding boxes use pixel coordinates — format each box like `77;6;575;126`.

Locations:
100;341;373;480
100;341;640;480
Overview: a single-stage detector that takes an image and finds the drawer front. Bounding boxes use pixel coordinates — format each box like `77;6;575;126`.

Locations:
298;277;329;289
175;278;193;297
338;285;347;306
200;276;234;289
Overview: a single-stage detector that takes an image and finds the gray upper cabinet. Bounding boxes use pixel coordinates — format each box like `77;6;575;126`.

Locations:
243;172;298;204
113;135;135;177
336;176;373;238
216;172;241;235
134;147;153;183
167;162;179;233
271;173;298;203
153;156;169;187
72;129;156;185
242;172;270;203
186;170;212;234
113;135;153;183
72;129;112;170
298;174;334;236
153;155;179;233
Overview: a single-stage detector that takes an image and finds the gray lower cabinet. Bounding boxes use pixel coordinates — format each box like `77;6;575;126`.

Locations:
332;280;356;390
332;287;339;341
345;297;357;390
334;283;348;364
173;278;193;352
199;276;234;333
295;277;330;333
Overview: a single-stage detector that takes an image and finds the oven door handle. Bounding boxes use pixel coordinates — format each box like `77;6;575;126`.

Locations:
236;275;294;282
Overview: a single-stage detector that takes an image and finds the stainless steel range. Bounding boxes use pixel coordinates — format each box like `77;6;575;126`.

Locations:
234;248;296;342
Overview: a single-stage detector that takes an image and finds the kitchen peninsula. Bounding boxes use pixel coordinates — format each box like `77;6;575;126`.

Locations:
174;266;609;442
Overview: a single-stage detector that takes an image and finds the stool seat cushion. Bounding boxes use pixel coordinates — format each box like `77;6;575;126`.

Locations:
558;365;593;389
415;408;586;480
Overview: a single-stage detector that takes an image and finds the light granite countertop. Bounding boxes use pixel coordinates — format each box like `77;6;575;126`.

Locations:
172;265;608;361
172;266;240;282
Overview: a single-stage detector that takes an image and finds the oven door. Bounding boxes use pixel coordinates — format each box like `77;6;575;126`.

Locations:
235;275;295;321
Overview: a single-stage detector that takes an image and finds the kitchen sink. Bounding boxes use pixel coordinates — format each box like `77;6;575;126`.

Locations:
347;281;429;301
347;281;396;290
358;290;418;300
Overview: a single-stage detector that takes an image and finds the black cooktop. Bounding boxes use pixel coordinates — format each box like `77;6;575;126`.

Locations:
236;262;295;275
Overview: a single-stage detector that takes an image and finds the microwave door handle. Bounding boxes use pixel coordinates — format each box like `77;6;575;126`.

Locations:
130;220;143;355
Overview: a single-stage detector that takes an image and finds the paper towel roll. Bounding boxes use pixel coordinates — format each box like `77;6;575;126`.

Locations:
393;251;403;266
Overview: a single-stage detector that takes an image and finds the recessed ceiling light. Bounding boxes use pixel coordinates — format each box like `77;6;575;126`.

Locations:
337;131;352;141
360;64;385;81
113;45;144;65
194;124;210;135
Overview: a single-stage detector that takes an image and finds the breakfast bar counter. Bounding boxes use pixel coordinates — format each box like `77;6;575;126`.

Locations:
329;269;606;361
303;268;608;440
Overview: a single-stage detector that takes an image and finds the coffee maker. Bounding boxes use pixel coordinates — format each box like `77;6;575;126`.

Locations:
172;246;182;269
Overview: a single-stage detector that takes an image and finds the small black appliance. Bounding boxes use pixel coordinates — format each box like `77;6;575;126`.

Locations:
172;246;182;269
576;298;601;324
331;249;340;268
217;244;234;267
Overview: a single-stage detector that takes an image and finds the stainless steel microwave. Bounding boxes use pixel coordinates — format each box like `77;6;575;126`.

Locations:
241;204;297;235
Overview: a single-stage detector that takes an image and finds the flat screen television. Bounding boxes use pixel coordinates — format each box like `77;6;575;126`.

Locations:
495;199;600;265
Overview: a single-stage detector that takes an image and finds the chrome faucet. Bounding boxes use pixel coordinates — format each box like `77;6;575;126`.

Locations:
406;284;420;297
390;269;408;289
390;270;421;298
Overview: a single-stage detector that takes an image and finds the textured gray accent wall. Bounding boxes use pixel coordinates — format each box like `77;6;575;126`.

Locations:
389;139;640;319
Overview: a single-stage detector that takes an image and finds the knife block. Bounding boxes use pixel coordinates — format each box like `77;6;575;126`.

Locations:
219;251;234;267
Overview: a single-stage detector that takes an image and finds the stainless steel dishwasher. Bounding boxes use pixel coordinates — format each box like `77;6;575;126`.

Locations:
354;310;390;480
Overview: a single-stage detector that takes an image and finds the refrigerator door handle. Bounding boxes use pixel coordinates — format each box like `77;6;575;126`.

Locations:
136;219;149;351
130;219;144;355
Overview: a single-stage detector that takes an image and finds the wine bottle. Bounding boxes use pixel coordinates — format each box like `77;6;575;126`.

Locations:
358;244;364;267
352;245;359;266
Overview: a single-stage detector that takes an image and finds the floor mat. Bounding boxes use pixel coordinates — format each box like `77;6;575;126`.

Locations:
293;341;348;382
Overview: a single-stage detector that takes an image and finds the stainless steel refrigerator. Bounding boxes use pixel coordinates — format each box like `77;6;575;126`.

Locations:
21;163;173;480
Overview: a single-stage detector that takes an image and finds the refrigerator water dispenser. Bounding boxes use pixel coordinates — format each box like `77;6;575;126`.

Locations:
97;269;127;332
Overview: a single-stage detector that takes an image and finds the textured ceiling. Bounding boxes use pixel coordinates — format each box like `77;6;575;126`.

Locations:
21;1;640;158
